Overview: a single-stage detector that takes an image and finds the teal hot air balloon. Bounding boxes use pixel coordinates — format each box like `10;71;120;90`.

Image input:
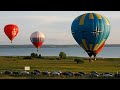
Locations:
71;13;110;62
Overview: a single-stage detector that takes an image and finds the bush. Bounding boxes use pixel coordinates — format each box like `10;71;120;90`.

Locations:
30;53;38;58
49;58;56;60
35;54;38;57
38;54;42;58
74;58;84;64
56;58;62;60
23;56;32;59
31;53;36;58
59;52;67;59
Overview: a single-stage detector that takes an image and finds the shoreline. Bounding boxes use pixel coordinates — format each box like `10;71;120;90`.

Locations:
0;44;120;48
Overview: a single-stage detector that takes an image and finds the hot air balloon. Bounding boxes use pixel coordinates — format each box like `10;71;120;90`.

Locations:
71;13;110;62
30;31;45;52
4;24;19;43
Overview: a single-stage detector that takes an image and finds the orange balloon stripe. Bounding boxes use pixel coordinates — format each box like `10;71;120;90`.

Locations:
95;42;105;54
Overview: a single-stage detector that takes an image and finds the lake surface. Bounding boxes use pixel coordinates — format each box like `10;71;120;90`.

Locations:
0;46;120;58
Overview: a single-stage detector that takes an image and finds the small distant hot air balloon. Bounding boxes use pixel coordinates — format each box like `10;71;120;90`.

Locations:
71;13;110;62
30;31;45;52
4;24;19;43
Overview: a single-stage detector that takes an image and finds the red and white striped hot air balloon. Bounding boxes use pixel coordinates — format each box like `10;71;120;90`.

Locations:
30;31;45;52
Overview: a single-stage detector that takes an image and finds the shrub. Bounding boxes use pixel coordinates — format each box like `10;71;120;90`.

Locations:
59;52;67;59
74;58;84;64
49;58;56;60
56;58;62;60
35;53;38;57
30;53;38;58
23;56;32;59
31;53;36;58
38;54;42;58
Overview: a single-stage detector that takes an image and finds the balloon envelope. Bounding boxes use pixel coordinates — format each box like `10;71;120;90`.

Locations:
4;24;19;43
71;13;110;56
30;31;45;49
95;42;105;54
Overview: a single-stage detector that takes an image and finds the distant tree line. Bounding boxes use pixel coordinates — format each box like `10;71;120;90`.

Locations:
23;51;84;64
23;53;42;59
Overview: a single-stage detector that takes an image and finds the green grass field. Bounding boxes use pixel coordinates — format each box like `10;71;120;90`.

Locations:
0;56;120;79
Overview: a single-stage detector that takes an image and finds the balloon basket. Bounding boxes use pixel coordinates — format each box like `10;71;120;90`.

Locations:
89;59;93;62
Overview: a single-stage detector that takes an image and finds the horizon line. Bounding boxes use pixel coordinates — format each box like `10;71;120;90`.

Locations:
0;44;120;45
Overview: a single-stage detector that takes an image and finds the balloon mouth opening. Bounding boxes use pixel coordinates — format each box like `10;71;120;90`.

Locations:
87;51;97;57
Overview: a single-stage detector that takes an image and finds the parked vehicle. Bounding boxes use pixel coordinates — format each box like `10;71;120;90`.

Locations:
20;71;30;75
4;70;13;75
31;70;41;75
74;72;83;76
62;72;73;76
90;71;100;77
79;72;86;76
42;71;51;76
12;71;20;75
114;73;120;78
102;73;114;77
51;71;60;75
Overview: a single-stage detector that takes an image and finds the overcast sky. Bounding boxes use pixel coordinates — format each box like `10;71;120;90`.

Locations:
0;11;119;45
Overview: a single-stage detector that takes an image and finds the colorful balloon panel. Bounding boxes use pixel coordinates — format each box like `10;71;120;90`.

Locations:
4;24;19;43
95;42;105;54
71;13;110;55
30;31;45;49
31;42;43;48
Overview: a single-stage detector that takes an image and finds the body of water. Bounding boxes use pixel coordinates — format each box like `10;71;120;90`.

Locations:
0;47;120;58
